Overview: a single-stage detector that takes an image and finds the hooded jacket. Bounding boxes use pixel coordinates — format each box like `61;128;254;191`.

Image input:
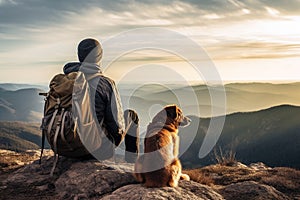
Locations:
63;62;125;146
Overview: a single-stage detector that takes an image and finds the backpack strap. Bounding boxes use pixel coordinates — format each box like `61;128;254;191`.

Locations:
50;154;59;177
60;110;74;151
39;105;58;165
47;98;60;136
60;111;68;143
53;108;65;153
50;107;65;176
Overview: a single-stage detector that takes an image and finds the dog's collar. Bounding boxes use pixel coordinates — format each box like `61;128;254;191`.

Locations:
147;121;177;134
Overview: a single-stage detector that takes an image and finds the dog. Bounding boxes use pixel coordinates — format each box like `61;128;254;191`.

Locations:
133;105;191;187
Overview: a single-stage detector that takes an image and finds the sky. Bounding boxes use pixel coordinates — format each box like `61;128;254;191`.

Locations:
0;0;300;84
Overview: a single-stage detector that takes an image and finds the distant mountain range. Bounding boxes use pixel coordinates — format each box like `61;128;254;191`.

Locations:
0;83;48;91
1;82;299;125
179;105;300;169
0;87;45;122
0;82;299;168
0;121;43;152
120;82;300;122
0;105;299;169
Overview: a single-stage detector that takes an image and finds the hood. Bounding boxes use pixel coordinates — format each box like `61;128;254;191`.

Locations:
63;62;102;75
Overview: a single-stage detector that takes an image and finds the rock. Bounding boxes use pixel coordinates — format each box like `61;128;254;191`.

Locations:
236;162;248;169
1;150;299;199
55;160;136;199
0;149;53;172
249;162;272;171
220;181;290;200
0;151;225;200
1;154;137;199
102;181;224;200
2;154;225;199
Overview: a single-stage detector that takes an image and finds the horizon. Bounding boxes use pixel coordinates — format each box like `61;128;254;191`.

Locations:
0;1;300;83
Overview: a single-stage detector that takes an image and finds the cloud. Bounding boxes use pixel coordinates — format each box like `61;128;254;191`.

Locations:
208;41;300;60
1;0;299;29
0;0;300;83
265;7;280;16
1;0;300;64
0;0;17;6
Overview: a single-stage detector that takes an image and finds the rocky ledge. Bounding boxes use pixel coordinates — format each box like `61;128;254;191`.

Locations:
0;149;299;200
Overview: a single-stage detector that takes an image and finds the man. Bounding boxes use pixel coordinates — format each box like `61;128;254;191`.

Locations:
63;38;139;163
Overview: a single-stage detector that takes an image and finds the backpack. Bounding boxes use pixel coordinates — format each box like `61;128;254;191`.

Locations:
39;71;104;176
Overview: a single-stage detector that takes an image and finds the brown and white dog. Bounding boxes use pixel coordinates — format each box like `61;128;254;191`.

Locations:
133;105;191;187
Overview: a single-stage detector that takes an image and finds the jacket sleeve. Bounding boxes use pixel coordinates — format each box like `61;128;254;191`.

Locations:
95;77;125;146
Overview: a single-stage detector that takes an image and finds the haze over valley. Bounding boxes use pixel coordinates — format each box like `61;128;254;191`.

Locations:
1;82;299;125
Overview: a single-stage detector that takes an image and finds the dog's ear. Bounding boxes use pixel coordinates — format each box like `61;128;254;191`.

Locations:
165;105;178;120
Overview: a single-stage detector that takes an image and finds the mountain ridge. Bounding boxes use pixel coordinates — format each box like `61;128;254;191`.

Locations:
0;121;45;152
0;104;299;169
180;104;300;169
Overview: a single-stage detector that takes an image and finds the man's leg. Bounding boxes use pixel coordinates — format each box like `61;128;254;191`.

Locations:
124;109;139;163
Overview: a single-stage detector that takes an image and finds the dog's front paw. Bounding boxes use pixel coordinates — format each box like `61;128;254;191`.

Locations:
180;173;190;181
168;179;179;187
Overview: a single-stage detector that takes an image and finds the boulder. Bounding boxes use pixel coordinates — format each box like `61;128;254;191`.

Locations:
102;181;224;200
1;151;224;199
220;181;290;200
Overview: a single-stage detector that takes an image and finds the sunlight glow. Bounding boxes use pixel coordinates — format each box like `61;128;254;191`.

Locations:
242;9;251;14
265;7;280;16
